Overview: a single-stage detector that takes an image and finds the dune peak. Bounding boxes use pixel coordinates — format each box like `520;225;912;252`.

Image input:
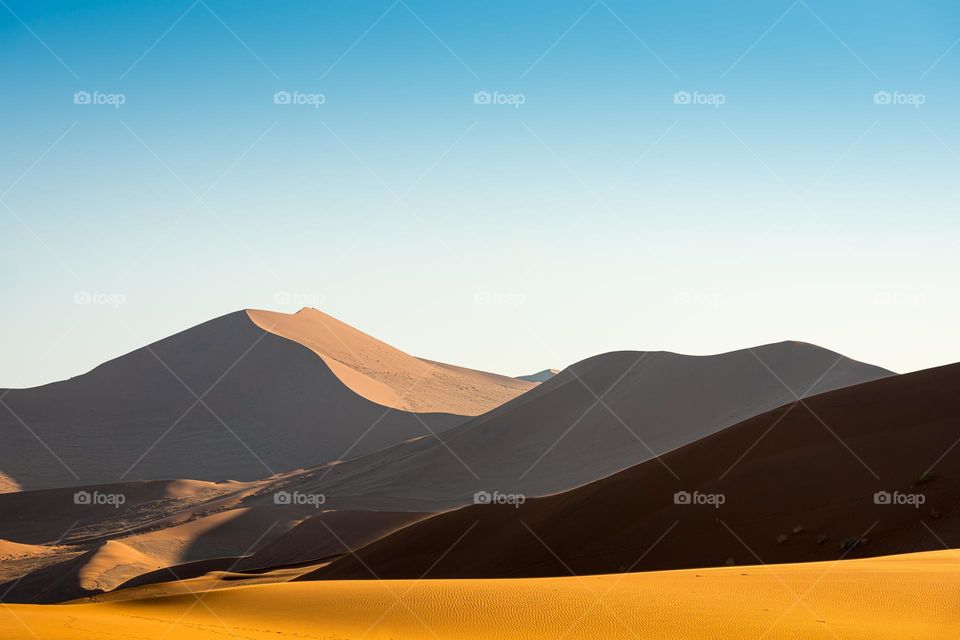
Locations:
246;307;534;415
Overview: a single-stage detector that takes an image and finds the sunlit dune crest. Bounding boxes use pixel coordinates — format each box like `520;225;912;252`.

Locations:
247;307;534;414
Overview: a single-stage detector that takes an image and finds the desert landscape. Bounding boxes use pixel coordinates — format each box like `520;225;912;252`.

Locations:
3;1;957;637
1;308;958;638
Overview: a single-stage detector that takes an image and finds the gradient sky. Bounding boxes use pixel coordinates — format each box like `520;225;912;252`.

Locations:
2;0;958;387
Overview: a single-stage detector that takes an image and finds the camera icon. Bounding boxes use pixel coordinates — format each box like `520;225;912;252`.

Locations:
673;91;691;105
273;490;292;505
473;490;492;505
873;490;892;505
73;91;91;105
473;91;491;105
74;490;92;505
273;91;292;105
673;490;691;505
873;91;892;105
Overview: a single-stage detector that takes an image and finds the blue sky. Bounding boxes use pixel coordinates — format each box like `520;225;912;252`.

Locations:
2;0;958;386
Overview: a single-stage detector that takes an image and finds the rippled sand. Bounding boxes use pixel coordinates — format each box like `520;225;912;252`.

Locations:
2;550;957;639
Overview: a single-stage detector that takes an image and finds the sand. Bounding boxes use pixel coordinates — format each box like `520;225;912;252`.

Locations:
275;342;893;514
247;308;534;414
1;550;957;639
0;477;430;603
0;310;472;490
0;539;49;559
311;362;960;580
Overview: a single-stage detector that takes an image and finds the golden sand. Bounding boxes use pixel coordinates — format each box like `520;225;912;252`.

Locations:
247;308;533;414
2;550;957;639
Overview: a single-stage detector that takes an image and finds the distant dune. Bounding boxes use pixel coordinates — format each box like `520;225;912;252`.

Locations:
309;362;958;580
248;308;533;414
516;368;560;383
277;342;892;513
0;538;49;559
2;550;958;639
0;309;530;491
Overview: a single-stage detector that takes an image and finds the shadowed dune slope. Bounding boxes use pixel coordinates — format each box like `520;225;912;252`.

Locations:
0;479;312;603
279;342;892;513
0;310;469;491
0;470;428;603
92;510;431;601
234;510;429;570
0;478;248;545
3;551;959;640
307;363;959;580
248;308;534;415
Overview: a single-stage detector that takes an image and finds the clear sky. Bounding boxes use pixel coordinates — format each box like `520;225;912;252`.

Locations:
2;0;958;387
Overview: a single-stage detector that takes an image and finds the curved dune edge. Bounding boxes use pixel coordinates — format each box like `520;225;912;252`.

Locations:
0;472;21;494
2;550;958;639
0;539;55;560
246;308;534;415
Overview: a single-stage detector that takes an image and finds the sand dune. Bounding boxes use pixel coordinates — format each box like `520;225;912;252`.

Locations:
0;310;489;491
310;362;959;580
0;317;898;608
84;563;326;603
0;471;428;602
99;510;430;598
0;478;312;603
0;539;77;591
0;473;21;494
516;368;559;382
235;510;429;570
0;539;49;559
276;342;892;513
0;478;255;546
248;308;533;414
2;550;958;639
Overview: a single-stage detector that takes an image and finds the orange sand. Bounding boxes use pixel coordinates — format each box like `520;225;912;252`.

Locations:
2;550;956;639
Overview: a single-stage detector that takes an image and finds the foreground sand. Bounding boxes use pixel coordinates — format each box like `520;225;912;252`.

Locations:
2;550;957;639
